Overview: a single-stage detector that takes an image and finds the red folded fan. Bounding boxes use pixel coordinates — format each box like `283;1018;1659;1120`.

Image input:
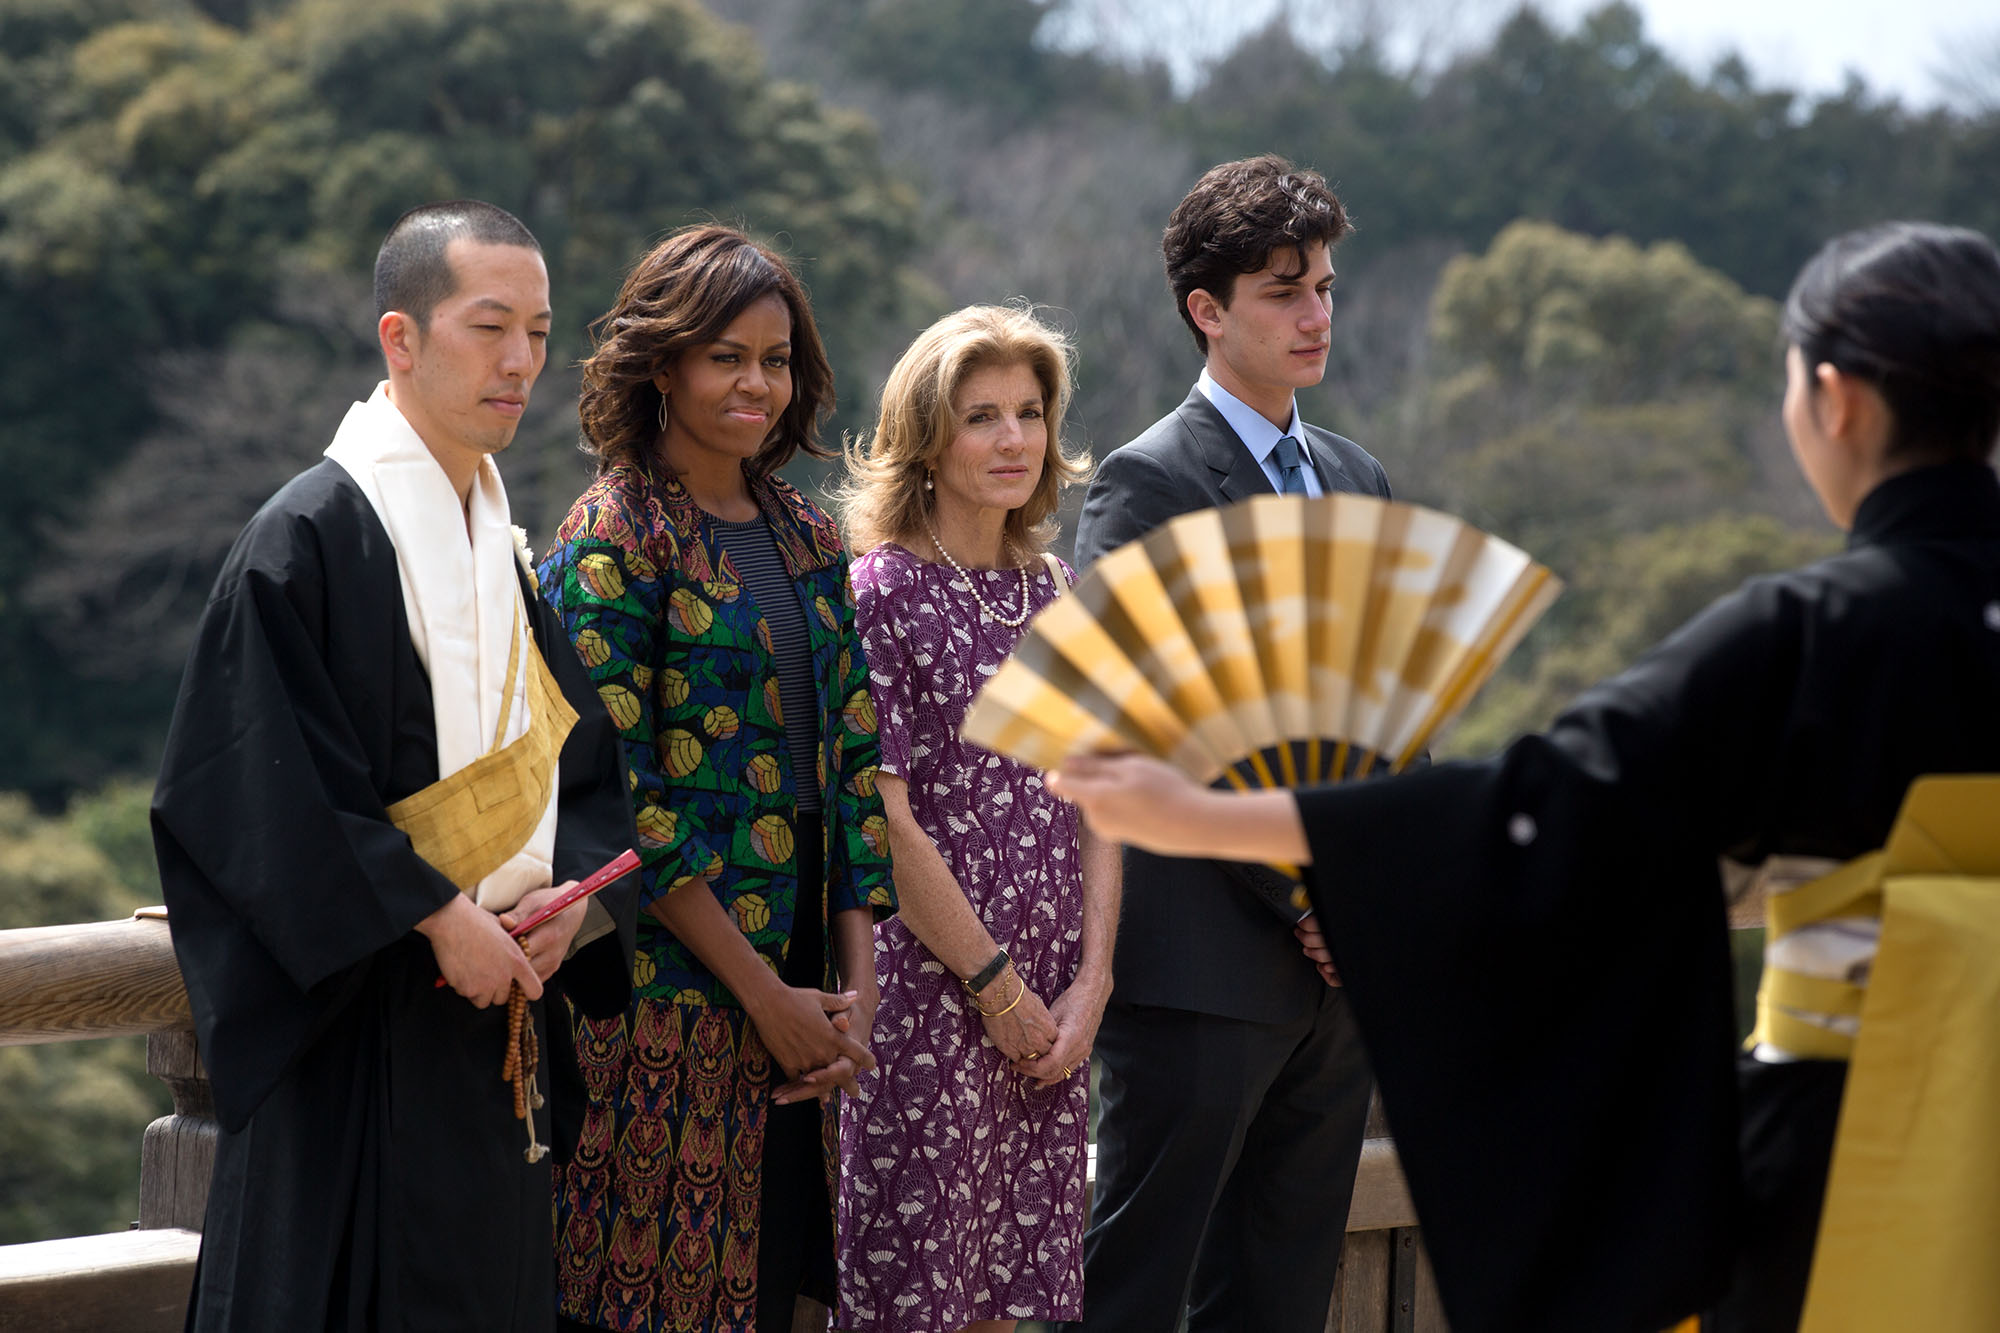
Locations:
508;848;639;937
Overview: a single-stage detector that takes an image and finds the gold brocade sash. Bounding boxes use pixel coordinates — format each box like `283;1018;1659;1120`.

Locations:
385;609;579;892
1738;776;2000;1333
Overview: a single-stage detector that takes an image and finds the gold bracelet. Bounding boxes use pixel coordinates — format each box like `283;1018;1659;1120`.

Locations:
975;973;1023;1018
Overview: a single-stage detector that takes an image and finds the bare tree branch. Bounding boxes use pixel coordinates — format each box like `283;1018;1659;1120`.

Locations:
1934;27;2000;114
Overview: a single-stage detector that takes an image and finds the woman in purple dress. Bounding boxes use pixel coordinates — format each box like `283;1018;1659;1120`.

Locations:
834;306;1122;1332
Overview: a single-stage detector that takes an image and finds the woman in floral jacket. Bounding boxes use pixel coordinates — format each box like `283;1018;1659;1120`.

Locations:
539;224;894;1333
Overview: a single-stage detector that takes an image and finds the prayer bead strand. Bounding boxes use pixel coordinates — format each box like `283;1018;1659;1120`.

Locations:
501;979;549;1162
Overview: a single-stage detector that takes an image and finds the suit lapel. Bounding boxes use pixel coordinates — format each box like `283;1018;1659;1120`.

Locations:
1174;388;1274;505
1302;428;1361;496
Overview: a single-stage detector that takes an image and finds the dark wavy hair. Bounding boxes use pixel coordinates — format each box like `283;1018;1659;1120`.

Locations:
1163;154;1352;355
577;225;834;479
1784;222;2000;463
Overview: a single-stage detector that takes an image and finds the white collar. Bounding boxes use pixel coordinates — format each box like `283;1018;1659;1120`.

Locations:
1197;368;1303;465
323;383;556;910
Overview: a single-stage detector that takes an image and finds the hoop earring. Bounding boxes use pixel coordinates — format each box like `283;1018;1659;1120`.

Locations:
656;393;670;434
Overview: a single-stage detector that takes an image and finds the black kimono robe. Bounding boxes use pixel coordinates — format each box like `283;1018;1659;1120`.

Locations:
152;460;639;1333
1293;461;2000;1333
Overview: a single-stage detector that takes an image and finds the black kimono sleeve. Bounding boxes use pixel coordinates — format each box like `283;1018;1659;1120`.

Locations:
153;480;464;1132
1291;581;1811;1333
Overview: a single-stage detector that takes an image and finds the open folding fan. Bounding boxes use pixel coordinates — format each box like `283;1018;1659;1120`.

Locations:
960;493;1562;903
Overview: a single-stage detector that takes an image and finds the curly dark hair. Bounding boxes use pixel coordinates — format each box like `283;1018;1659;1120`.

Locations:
1163;154;1352;355
577;225;834;479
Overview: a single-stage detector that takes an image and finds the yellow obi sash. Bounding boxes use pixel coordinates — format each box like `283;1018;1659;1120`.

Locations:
1741;776;2000;1333
385;609;579;892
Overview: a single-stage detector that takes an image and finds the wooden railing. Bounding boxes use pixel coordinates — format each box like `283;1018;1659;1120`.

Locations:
0;916;1447;1332
0;914;208;1333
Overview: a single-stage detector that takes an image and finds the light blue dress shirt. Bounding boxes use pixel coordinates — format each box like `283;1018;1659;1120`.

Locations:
1195;369;1323;498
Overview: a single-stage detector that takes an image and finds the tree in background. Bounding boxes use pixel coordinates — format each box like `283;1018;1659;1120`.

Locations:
0;781;169;1244
11;0;1999;800
1162;2;2000;299
1406;223;1837;750
0;0;922;796
727;0;1198;491
1419;218;1782;553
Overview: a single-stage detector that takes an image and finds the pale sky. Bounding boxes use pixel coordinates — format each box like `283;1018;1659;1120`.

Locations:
1539;0;1997;106
1045;0;2000;109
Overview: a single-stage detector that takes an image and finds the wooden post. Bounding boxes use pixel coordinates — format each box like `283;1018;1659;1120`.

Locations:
1326;1092;1451;1332
140;1028;215;1232
1330;1230;1393;1332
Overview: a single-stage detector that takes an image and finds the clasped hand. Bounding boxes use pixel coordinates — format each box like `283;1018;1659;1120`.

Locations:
973;966;1101;1090
977;978;1058;1065
420;884;589;1009
1296;913;1341;987
1003;982;1106;1090
760;984;877;1106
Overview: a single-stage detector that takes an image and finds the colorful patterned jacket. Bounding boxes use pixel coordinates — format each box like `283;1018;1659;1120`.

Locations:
538;460;894;1006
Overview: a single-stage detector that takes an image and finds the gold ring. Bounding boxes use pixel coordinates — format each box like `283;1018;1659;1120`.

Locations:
1023;1050;1042;1061
1062;1064;1075;1078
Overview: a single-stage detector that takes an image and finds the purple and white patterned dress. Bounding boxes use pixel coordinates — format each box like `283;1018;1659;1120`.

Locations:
836;542;1087;1331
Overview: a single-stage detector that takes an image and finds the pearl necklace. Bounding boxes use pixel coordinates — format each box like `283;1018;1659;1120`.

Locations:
926;519;1033;628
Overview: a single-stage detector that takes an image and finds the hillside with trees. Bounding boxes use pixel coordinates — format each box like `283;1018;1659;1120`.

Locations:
0;0;922;797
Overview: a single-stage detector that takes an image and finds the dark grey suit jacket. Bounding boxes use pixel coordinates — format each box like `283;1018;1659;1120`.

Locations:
1073;386;1392;1024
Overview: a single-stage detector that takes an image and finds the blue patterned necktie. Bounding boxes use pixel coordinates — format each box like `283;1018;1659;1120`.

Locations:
1274;434;1310;496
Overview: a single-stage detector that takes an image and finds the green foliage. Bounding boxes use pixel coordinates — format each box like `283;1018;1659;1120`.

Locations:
1174;3;2000;298
1447;513;1840;755
1401;219;1841;756
1177;20;1428;237
0;784;169;1243
1412;221;1788;590
1432;221;1778;406
0;790;149;930
3;0;1995;808
0;0;922;795
0;1040;164;1242
1452;399;1755;570
68;780;162;901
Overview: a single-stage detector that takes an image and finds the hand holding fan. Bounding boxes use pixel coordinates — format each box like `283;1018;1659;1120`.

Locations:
960;493;1561;903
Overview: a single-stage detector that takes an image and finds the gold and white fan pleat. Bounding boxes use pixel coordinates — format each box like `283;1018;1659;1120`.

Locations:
962;493;1561;791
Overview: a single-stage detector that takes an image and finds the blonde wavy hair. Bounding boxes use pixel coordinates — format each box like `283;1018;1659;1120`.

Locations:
841;305;1091;556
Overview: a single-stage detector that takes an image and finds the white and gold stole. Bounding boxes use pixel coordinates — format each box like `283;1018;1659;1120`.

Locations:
325;383;566;911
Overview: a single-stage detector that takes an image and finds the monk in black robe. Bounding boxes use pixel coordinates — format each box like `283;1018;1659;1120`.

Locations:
1051;223;2000;1333
153;202;638;1332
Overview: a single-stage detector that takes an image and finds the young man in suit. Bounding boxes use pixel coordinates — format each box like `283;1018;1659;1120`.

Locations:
1064;154;1389;1332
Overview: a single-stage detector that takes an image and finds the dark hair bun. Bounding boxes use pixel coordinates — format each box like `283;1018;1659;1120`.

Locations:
1783;222;2000;462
